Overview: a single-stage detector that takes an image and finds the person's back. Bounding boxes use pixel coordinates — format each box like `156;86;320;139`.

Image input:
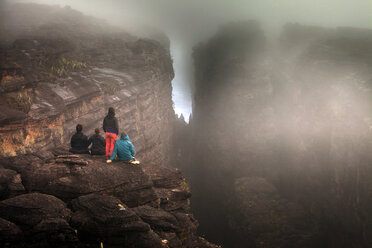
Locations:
89;128;106;155
103;107;119;157
108;133;135;162
103;107;118;134
70;124;90;154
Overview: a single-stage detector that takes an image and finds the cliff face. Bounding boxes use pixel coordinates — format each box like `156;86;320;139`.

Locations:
187;22;372;247
0;3;174;165
0;3;219;248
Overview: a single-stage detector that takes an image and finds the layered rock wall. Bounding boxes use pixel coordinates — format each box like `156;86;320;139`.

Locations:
0;3;218;248
0;3;175;165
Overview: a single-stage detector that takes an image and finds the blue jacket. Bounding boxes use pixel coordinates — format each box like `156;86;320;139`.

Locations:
110;134;135;161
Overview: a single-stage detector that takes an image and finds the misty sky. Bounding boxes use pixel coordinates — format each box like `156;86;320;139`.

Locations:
9;0;372;121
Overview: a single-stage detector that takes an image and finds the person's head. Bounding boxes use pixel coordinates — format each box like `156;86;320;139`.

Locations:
95;128;100;134
108;107;115;117
76;124;83;133
120;131;127;138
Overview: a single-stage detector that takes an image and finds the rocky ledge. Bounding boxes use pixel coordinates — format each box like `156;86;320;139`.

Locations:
0;148;217;248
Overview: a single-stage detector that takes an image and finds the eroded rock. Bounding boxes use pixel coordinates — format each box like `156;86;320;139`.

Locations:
0;167;25;199
0;217;22;243
0;193;71;227
70;193;162;247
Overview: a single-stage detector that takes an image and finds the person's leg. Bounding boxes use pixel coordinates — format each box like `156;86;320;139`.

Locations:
105;133;111;157
109;133;117;156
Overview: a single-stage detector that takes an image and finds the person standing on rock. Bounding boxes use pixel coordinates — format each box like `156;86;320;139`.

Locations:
88;128;106;155
103;107;119;158
69;124;90;154
107;132;138;164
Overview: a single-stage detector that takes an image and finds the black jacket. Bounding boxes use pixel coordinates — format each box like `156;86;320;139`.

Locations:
103;114;119;134
88;134;106;155
69;132;90;154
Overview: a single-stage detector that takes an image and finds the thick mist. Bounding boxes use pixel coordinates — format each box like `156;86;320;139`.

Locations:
8;0;372;120
3;1;372;247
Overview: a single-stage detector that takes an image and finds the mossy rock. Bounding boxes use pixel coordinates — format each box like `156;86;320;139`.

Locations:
5;91;33;113
180;181;190;193
47;56;87;78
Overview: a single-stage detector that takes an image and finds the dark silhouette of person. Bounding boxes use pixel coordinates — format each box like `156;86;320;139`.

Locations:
88;128;106;155
103;107;119;157
69;124;90;154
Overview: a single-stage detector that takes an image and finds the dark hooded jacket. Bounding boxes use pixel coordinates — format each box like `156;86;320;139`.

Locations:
69;132;90;154
88;134;106;155
103;110;119;134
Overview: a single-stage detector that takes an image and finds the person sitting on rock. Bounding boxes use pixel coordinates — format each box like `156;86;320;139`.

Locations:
103;107;119;158
88;128;106;155
69;124;90;154
106;132;137;163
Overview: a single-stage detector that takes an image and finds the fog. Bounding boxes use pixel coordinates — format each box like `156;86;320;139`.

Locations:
2;1;372;247
7;0;372;121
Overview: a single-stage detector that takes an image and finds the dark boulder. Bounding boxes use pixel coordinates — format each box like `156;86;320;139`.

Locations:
18;161;70;193
0;193;71;228
30;218;80;248
18;155;157;207
132;205;201;247
70;193;163;247
0;217;22;243
132;205;179;232
142;163;191;212
142;163;184;188
4;154;42;174
32;150;55;162
0;167;25;199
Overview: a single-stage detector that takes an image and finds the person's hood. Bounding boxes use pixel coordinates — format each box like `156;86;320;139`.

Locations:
108;108;115;117
120;134;130;141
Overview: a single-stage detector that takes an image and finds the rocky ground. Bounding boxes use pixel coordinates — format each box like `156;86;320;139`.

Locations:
0;146;217;248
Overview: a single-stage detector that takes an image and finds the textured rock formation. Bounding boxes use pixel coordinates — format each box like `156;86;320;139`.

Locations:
0;3;175;166
186;21;372;247
0;217;22;243
70;193;159;247
7;154;157;206
0;3;218;248
0;153;218;248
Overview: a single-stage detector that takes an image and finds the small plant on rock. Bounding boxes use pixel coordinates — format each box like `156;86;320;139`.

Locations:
5;91;33;113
